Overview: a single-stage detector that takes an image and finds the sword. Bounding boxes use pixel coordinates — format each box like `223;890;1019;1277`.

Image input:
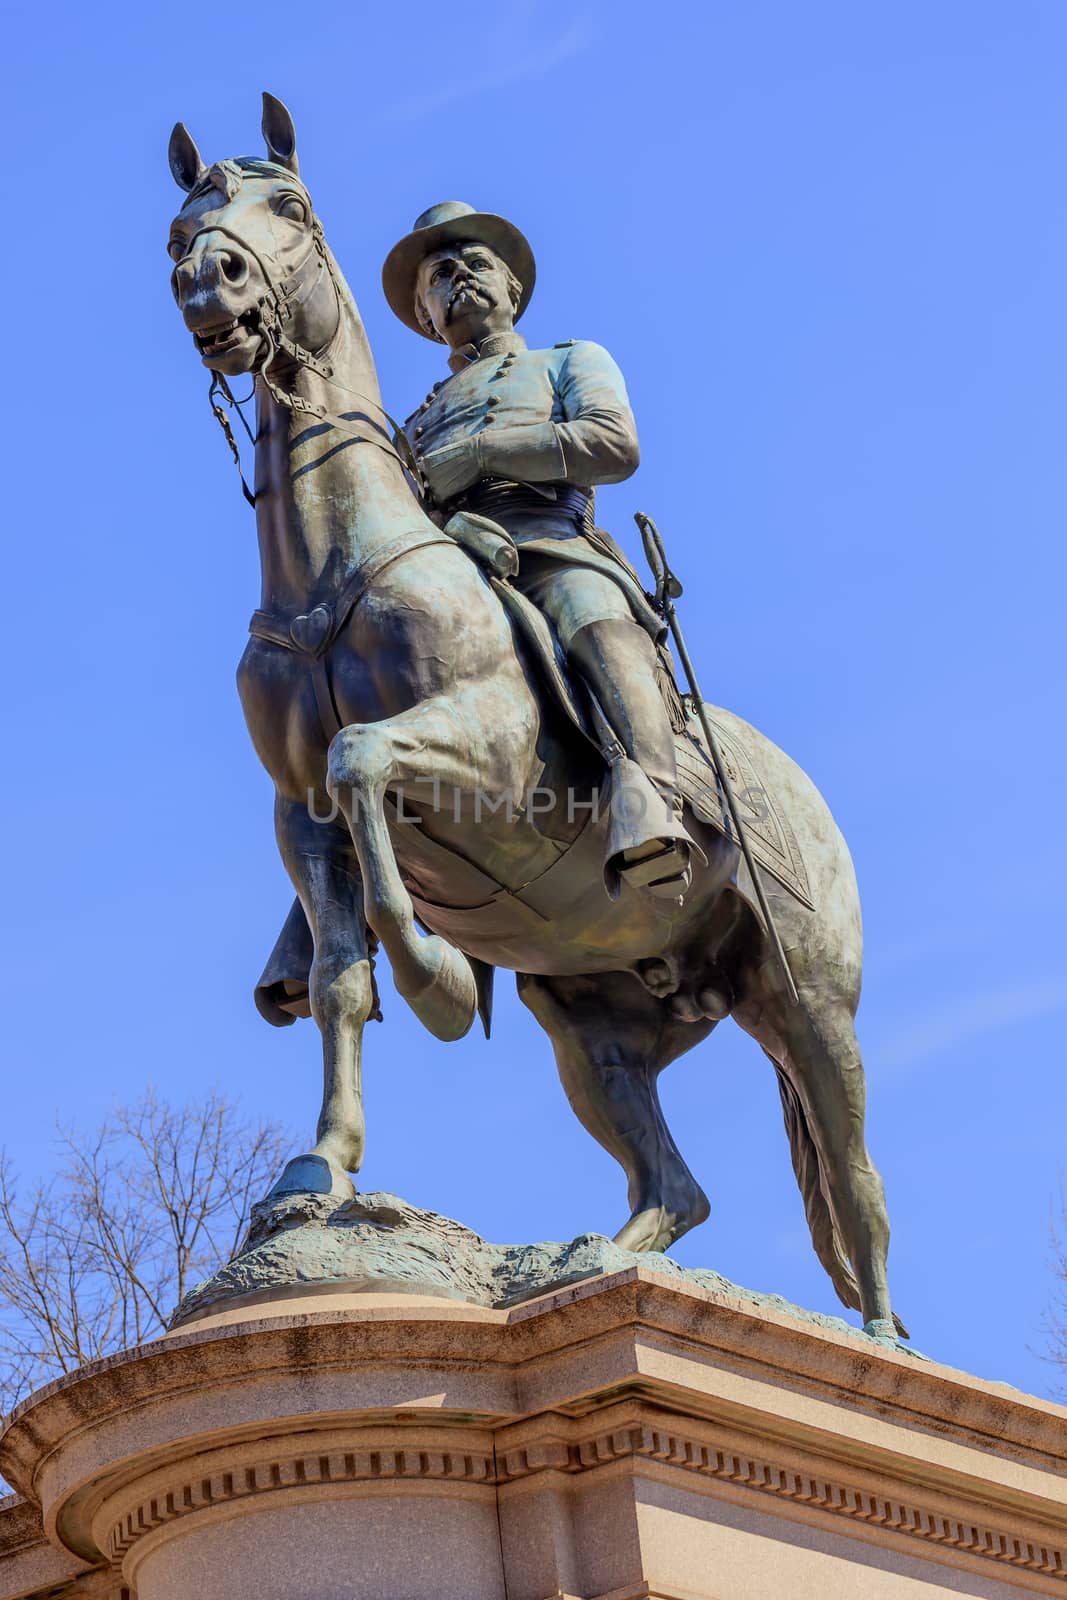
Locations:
635;512;800;1006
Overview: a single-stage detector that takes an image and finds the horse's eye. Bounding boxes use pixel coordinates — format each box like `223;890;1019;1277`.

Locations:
275;195;307;224
167;238;185;262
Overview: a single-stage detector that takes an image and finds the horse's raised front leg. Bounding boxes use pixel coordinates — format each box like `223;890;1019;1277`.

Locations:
517;969;712;1252
268;795;375;1200
326;688;523;1042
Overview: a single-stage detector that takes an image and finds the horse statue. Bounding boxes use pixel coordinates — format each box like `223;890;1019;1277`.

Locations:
165;94;904;1340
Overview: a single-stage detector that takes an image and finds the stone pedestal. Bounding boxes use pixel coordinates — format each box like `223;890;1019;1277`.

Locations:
2;1269;1065;1599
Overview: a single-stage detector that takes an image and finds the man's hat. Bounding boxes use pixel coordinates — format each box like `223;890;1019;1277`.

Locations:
382;200;536;337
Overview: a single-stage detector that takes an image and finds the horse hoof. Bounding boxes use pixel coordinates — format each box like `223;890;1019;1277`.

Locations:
863;1317;899;1342
614;1184;710;1253
265;1153;356;1203
614;1207;672;1253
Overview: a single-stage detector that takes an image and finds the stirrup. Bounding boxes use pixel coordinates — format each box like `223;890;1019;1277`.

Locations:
617;838;693;899
602;757;704;902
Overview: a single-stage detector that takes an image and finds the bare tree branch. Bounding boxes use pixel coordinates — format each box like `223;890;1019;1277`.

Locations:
0;1094;290;1418
1047;1178;1067;1397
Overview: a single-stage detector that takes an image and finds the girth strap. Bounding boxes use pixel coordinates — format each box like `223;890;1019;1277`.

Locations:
248;528;454;740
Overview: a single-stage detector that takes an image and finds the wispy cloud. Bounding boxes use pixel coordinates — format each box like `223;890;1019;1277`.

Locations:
877;977;1067;1074
382;14;595;127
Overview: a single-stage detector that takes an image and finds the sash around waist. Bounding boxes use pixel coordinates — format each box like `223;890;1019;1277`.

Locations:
444;478;590;527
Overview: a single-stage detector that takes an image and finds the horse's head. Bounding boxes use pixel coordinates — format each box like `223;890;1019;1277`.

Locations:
166;94;339;377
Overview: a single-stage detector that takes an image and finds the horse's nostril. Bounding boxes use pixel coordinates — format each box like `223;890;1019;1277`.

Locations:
220;250;248;284
171;260;191;305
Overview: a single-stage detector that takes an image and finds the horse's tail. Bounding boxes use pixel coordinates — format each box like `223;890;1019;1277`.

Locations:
773;1062;864;1314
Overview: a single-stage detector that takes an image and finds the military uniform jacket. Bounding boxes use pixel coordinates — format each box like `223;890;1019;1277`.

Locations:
403;333;663;643
404;334;641;502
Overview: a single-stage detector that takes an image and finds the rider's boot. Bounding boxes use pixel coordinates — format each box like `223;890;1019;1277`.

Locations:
568;619;699;900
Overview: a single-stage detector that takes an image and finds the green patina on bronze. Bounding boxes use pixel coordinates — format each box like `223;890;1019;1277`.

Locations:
165;94;903;1341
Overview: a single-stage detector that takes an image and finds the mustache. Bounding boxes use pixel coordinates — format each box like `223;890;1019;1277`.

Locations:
446;279;493;316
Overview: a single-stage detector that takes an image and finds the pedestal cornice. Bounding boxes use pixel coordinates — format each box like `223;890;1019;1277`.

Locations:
1;1269;1064;1599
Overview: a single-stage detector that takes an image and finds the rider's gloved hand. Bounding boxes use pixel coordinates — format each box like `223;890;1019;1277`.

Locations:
417;438;483;503
417;424;568;504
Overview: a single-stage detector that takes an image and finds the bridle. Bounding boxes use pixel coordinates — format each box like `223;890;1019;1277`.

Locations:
173;164;451;745
174;186;419;507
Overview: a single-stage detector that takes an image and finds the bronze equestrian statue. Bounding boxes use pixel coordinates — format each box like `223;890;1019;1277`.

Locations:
165;94;905;1340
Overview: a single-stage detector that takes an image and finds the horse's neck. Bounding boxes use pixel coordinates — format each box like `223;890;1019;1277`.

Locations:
253;273;427;614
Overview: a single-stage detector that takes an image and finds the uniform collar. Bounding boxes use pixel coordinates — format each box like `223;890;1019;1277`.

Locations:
447;331;527;373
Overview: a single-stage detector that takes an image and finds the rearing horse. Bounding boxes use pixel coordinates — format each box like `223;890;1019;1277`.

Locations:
166;95;904;1339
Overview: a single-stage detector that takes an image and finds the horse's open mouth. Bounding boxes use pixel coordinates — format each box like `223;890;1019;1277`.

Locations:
194;311;261;360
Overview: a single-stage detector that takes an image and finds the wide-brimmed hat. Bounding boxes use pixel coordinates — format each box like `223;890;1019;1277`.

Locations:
382;200;536;337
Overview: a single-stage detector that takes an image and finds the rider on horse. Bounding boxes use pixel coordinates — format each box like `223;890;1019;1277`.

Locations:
382;201;697;901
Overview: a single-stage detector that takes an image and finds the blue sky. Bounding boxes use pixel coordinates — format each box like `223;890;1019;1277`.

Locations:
2;1;1065;1395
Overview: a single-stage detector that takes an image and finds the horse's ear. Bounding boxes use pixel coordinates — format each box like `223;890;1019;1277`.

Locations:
169;122;205;192
262;92;299;176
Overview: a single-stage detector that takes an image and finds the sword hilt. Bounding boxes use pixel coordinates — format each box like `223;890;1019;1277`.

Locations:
635;511;683;612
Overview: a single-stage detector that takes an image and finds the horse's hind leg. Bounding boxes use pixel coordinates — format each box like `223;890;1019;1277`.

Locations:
733;979;896;1334
517;970;712;1253
270;795;375;1198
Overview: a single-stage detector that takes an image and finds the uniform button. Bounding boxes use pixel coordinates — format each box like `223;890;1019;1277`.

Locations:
414;425;424;437
488;394;501;407
424;393;434;405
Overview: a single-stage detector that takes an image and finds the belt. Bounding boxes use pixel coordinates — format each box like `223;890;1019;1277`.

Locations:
444;478;591;525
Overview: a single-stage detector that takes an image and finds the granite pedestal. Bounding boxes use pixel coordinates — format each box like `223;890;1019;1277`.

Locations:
1;1270;1064;1599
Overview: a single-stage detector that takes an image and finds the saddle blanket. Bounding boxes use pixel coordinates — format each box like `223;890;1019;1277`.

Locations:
674;714;815;910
